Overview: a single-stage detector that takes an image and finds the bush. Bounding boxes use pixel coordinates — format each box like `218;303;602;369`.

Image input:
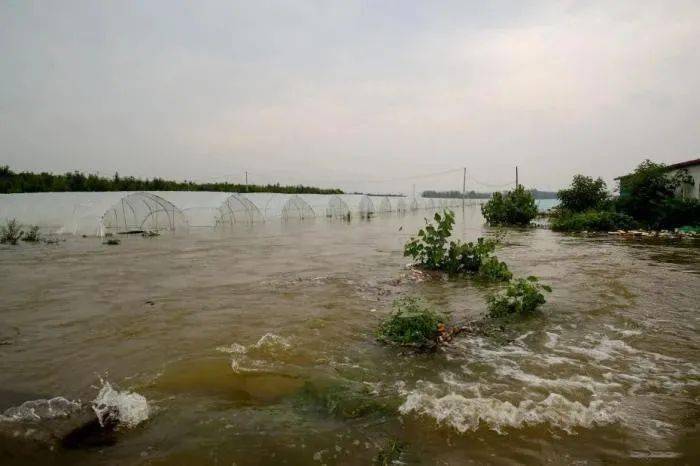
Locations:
22;226;40;242
404;210;511;280
404;210;454;269
477;256;513;281
481;186;538;226
557;175;609;213
377;297;446;347
487;276;552;318
0;219;24;244
615;159;697;229
550;210;637;232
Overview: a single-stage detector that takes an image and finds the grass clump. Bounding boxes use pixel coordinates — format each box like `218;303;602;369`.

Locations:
404;210;511;281
487;276;552;318
373;439;407;465
377;297;446;348
1;219;24;244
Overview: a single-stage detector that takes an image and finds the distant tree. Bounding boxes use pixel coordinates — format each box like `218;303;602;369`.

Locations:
557;175;609;213
481;185;538;226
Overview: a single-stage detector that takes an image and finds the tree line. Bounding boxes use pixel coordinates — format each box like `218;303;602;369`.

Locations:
0;166;343;195
422;189;556;199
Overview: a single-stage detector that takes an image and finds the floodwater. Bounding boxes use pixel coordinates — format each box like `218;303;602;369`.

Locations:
1;207;698;465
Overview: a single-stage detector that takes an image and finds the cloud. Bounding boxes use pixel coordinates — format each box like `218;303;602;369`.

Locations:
1;1;699;193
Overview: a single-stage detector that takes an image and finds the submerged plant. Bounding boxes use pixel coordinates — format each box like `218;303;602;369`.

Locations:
22;226;40;242
377;297;446;348
404;210;511;281
373;439;407;465
487;276;552;318
404;210;454;269
0;219;23;245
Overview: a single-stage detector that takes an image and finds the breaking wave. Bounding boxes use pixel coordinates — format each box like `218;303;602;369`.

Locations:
217;333;293;374
92;379;150;429
399;386;620;434
0;397;82;422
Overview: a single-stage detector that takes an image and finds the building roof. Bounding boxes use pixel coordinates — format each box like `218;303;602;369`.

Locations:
615;157;700;180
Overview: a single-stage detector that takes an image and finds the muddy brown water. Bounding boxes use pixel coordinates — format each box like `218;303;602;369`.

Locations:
1;208;699;465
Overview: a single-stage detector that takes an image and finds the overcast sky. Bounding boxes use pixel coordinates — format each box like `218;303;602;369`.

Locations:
1;1;699;194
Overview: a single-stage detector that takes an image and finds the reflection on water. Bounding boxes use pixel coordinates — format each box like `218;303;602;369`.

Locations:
0;207;698;465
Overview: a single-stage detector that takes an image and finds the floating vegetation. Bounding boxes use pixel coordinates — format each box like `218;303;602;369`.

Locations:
487;276;552;318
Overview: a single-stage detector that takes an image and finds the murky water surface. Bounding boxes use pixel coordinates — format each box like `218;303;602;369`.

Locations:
1;208;699;465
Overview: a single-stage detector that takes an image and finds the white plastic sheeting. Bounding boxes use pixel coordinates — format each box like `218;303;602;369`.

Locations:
102;192;187;234
371;196;392;213
218;194;263;225
0;192;187;236
242;193;314;221
0;191;478;236
339;194;375;218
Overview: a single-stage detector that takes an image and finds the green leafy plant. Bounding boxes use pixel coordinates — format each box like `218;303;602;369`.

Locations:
616;160;698;229
557;175;610;213
404;210;511;281
487;276;552;318
404;210;454;269
22;225;40;242
477;256;513;281
1;219;24;245
481;185;538;226
550;210;637;232
377;297;446;348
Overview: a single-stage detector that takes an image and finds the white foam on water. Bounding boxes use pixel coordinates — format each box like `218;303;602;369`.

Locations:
604;324;642;337
544;332;559;349
92;380;149;429
253;333;291;353
222;333;292;374
0;397;82;422
399;388;620;434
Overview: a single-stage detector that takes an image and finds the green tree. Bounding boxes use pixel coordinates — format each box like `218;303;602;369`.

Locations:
616;160;698;228
481;185;537;226
557;175;609;213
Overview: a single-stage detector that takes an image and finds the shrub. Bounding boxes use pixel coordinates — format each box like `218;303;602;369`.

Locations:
0;219;24;244
557;175;609;213
377;297;446;347
477;256;513;281
404;210;511;281
404;210;454;269
22;226;40;242
487;276;552;318
615;159;697;229
481;186;538;226
550;210;637;232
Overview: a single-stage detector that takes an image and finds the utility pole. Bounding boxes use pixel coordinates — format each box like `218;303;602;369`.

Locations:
515;166;519;188
462;167;466;209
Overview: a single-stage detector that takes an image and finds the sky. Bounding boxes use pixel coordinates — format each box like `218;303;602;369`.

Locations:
1;0;699;195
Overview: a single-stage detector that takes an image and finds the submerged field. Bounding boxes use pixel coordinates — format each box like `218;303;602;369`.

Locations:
1;207;699;465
